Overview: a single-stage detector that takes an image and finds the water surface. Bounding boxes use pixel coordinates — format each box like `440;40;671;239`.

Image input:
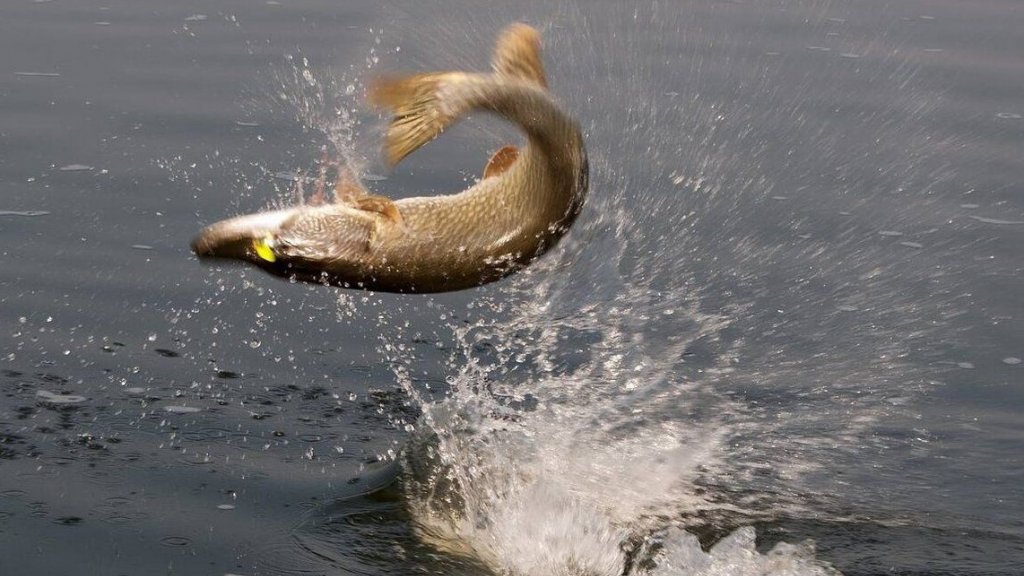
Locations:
1;1;1022;574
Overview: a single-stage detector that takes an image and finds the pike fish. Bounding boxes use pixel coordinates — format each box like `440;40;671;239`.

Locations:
190;23;588;293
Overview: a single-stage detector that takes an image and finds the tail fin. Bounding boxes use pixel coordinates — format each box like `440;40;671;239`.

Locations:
367;23;548;167
491;22;547;88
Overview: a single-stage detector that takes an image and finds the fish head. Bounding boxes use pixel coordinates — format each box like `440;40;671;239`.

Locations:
190;207;301;270
192;205;376;286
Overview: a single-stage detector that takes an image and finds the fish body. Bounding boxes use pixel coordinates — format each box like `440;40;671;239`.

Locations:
191;24;588;293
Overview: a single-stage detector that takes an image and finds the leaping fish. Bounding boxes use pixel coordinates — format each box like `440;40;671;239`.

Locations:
190;23;588;293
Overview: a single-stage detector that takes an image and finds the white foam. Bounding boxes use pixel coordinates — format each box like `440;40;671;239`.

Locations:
641;527;840;576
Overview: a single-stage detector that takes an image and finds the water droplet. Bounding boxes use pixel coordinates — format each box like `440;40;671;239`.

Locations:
164;406;201;414
36;390;87;404
0;210;49;217
969;215;1024;225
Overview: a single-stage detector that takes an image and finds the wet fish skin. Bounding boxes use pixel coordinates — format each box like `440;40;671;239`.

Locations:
191;23;588;293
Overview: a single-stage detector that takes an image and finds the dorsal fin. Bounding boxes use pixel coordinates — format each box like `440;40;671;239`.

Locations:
491;23;548;88
353;195;403;226
483;145;519;179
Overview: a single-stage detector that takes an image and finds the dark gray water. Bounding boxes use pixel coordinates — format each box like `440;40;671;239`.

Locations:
2;1;1022;574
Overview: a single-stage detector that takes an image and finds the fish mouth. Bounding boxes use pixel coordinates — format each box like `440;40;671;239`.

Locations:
190;208;297;261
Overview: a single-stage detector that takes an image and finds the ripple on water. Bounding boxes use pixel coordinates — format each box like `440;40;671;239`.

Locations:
26;501;49;518
92;494;150;525
80;467;125;487
175;453;214;466
159;536;192;547
181;428;231;441
16;465;62;480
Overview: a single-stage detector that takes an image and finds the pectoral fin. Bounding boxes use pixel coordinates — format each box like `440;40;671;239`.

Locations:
483;145;519;179
368;72;469;166
367;24;546;168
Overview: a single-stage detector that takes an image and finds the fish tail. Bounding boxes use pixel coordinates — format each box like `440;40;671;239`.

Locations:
367;23;550;166
490;22;548;88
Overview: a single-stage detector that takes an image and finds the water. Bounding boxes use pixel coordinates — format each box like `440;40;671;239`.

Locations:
2;0;1022;574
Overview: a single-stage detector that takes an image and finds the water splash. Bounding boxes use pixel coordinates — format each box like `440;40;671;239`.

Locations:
170;1;983;573
638;526;839;576
355;2;975;574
